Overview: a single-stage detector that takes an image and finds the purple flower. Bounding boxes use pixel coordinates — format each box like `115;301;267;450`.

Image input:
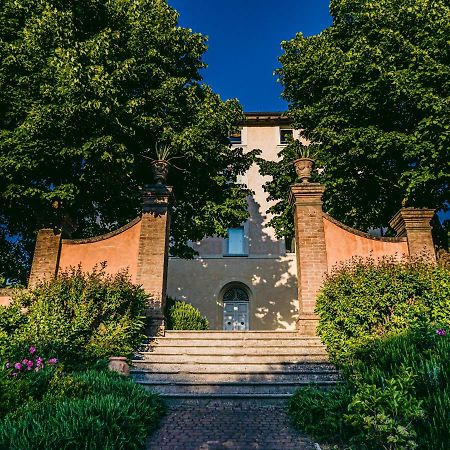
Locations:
26;360;33;370
14;363;22;371
5;363;10;369
22;358;28;365
29;346;36;354
47;358;58;365
436;329;446;336
11;372;18;377
36;357;43;368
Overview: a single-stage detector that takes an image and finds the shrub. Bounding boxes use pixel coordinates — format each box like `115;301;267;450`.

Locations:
316;257;450;363
0;301;25;360
0;365;58;420
288;385;352;444
345;367;424;449
0;369;164;449
4;267;149;368
166;298;208;330
289;259;450;449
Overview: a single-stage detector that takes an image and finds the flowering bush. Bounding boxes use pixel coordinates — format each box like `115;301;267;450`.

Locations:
3;267;149;369
4;346;57;378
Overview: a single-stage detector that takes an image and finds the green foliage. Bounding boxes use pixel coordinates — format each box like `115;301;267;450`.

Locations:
0;0;259;282
166;298;209;330
3;267;148;368
290;260;450;448
0;365;58;420
288;385;352;444
0;227;27;286
316;257;450;363
261;0;450;239
0;300;26;360
0;369;164;450
345;367;424;449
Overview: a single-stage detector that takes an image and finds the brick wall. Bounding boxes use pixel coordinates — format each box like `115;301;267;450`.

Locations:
136;185;173;317
290;185;437;336
289;183;327;335
390;208;436;262
28;229;62;288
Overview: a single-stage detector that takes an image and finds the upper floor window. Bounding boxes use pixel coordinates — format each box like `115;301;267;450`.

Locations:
279;128;293;145
226;227;246;255
229;129;242;145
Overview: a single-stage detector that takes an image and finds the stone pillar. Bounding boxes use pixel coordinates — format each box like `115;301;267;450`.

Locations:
389;208;436;262
28;229;62;288
136;185;173;335
289;183;327;336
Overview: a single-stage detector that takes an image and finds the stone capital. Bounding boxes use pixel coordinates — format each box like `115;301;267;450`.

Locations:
289;183;326;207
141;185;174;214
389;208;436;237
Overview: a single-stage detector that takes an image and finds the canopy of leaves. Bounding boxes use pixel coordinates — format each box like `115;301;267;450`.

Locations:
0;0;258;283
261;0;450;238
0;223;27;287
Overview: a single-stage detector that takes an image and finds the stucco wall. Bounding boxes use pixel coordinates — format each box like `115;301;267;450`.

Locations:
0;289;12;306
58;218;142;282
167;255;299;330
192;122;304;258
323;215;409;271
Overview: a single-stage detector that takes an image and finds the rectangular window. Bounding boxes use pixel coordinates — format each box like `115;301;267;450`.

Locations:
280;128;293;145
229;129;242;145
227;227;245;255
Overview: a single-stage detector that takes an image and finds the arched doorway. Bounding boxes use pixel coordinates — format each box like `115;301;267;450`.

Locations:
221;283;250;331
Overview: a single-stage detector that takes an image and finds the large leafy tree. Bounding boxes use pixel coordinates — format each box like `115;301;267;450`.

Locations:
260;0;450;239
0;0;257;284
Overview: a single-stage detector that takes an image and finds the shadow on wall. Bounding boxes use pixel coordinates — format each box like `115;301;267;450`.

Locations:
167;196;299;331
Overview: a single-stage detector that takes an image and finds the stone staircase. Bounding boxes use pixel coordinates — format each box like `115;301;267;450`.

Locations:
131;331;339;399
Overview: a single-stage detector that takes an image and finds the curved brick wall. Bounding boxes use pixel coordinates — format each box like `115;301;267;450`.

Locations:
323;214;409;271
58;218;142;282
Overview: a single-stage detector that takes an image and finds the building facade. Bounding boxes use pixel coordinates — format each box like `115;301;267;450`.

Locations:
19;112;437;335
167;113;304;331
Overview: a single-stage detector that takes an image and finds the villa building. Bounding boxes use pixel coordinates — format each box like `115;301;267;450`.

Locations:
167;113;303;331
20;112;437;336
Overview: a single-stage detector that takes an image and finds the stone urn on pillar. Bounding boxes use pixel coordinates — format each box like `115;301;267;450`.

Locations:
151;142;173;185
292;142;316;183
294;158;315;183
151;160;169;185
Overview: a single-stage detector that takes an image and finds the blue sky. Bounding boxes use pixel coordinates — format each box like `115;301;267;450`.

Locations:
168;0;332;112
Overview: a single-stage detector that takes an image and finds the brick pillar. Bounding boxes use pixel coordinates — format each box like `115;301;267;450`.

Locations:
28;229;62;288
136;185;173;335
289;183;327;336
389;208;436;262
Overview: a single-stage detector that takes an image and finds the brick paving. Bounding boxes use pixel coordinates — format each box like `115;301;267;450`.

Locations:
146;400;316;450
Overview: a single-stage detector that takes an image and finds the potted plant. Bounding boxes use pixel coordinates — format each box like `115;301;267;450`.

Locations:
292;142;317;183
143;142;184;185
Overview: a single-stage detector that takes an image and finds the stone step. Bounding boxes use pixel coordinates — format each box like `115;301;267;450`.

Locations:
131;371;340;384
142;345;326;356
131;361;334;373
153;392;295;400
133;353;328;364
136;381;337;396
162;331;301;339
149;338;323;348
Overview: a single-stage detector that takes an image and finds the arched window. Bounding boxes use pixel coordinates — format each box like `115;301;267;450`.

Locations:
223;287;249;303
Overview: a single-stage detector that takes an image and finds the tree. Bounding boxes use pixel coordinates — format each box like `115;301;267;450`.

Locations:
0;224;27;287
260;0;450;239
0;0;258;283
